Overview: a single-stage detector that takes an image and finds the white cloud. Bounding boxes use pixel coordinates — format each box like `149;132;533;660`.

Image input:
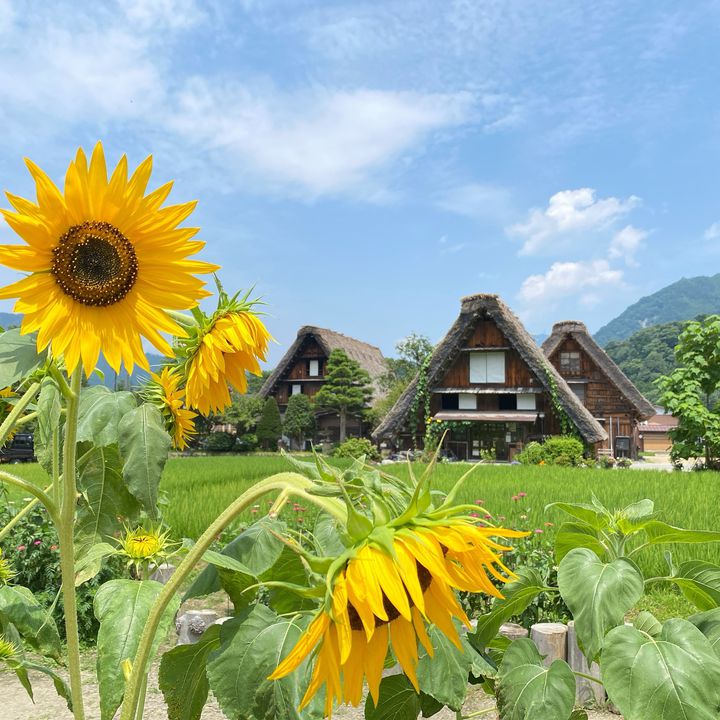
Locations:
120;0;205;30
608;225;649;265
518;259;623;304
509;188;640;255
704;222;720;241
437;183;513;222
168;81;475;197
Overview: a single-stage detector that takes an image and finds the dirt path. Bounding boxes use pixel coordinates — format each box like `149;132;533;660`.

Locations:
2;666;618;719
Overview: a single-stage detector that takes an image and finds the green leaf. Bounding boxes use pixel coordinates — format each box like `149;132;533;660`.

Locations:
184;519;286;601
554;521;607;563
365;673;421;720
633;611;662;637
34;376;61;474
416;625;471;710
689;608;720;658
496;638;576;720
644;521;720;546
557;548;643;661
118;404;172;518
19;660;73;710
76;385;137;447
615;499;655;534
260;546;314;615
159;624;221;720
668;560;720;610
74;542;117;587
0;329;46;387
470;568;546;649
545;501;609;530
418;692;444;718
602;619;720;720
313;513;345;556
95;579;180;720
75;444;142;576
0;585;61;660
206;604;321;720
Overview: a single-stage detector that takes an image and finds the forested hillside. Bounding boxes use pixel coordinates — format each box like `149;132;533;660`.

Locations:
595;273;720;345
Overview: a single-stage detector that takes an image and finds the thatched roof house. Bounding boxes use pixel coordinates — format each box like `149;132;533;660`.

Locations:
542;321;654;457
373;294;606;459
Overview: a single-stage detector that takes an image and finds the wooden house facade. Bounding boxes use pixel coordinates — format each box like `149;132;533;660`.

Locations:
259;326;386;445
373;295;607;460
542;321;655;458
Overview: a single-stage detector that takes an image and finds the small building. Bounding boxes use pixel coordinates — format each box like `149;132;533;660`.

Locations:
259;325;386;444
638;414;678;453
542;321;655;458
373;294;607;460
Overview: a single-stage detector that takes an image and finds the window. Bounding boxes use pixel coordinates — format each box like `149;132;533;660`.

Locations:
498;395;517;410
291;384;302;396
441;394;459;410
308;359;319;376
517;393;536;410
569;382;585;402
469;351;506;383
458;393;476;410
560;351;581;374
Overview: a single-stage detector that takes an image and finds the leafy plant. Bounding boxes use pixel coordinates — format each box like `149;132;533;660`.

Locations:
332;437;380;462
205;431;236;452
256;397;283;451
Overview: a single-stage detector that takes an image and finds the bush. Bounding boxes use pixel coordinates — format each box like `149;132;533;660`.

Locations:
541;436;584;466
553;454;572;467
205;431;236;452
332;437;380;462
236;432;258;452
598;455;616;469
617;456;632;468
0;505;124;644
516;441;545;465
479;447;496;463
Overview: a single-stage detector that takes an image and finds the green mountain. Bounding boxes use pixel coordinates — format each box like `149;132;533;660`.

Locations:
604;320;686;405
595;273;720;345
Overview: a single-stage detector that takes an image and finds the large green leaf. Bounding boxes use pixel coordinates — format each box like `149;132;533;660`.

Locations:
0;585;61;659
313;513;345;555
416;626;471;710
118;403;171;518
644;521;720;546
260;546;315;615
365;674;421;720
554;521;607;563
34;376;61;474
184;519;286;601
76;385;136;447
159;624;221;720
602;619;720;720
545;501;609;530
668;560;720;610
633;611;662;637
94;579;180;720
471;568;546;649
496;638;575;720
206;604;321;720
615;499;655;534
8;658;73;710
689;608;720;658
75;444;142;574
557;548;643;661
0;329;46;387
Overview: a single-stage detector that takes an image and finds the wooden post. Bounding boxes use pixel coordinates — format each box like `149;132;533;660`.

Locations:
530;622;567;666
567;620;606;705
499;623;529;641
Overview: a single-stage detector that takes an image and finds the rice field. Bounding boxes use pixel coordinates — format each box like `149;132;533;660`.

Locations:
4;455;720;578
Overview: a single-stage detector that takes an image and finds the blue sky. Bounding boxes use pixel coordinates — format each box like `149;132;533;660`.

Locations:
0;0;718;366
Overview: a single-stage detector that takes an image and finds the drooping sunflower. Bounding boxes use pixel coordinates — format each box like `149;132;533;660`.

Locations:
184;309;271;414
270;521;525;716
149;367;197;450
0;143;219;375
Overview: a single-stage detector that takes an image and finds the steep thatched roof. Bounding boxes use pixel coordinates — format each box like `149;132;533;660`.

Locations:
372;294;607;444
542;321;655;420
259;325;387;398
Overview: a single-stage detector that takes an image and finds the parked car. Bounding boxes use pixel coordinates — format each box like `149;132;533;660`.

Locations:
0;433;35;463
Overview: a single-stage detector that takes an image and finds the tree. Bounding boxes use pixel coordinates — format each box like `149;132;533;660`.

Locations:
657;315;720;468
315;349;373;442
256;397;283;450
246;369;272;396
283;394;316;450
223;393;264;435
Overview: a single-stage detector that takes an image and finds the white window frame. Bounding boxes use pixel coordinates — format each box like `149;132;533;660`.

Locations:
308;360;319;377
291;384;302;396
486;352;505;383
458;393;476;410
517;393;536;410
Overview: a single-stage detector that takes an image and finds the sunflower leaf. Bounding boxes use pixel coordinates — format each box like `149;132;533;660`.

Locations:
0;584;62;660
34;376;62;474
0;329;46;387
76;385;137;447
365;674;421;720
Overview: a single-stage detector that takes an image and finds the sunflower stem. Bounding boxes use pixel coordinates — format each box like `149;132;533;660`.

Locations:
119;472;338;720
165;310;198;331
0;483;53;542
0;471;58;524
58;367;85;720
48;362;75;400
0;381;40;449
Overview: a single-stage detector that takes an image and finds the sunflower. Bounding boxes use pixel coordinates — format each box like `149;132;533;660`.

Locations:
149;367;196;450
0;142;219;375
270;522;525;716
184;309;271;414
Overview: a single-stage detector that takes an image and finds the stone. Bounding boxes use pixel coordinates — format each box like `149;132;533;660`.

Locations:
567;620;606;705
176;609;220;645
150;563;176;584
530;622;567;667
499;623;529;641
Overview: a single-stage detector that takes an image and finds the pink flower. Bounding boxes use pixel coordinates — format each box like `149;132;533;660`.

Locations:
470;512;479;518
474;499;485;505
484;514;492;520
512;495;519;502
17;545;26;551
518;492;527;498
50;545;58;551
534;528;543;534
33;539;42;546
251;508;258;515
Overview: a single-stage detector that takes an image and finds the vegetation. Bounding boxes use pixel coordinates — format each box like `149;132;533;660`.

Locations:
605;320;685;403
282;394;315;449
657;315;720;468
516;435;585;466
595;272;720;344
314;349;373;441
255;397;283;450
332;437;380;462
